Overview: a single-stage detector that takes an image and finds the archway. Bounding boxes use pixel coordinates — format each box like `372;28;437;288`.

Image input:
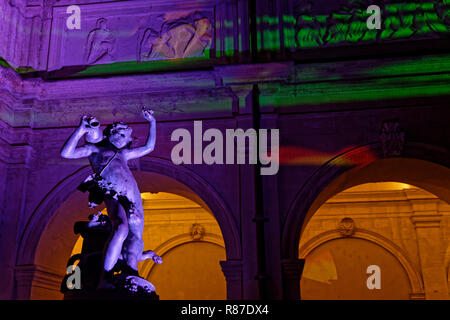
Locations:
294;178;450;300
297;182;450;299
16;157;240;299
281;143;450;299
300;237;413;299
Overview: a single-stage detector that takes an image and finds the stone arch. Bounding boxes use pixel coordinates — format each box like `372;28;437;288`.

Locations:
17;166;92;268
282;142;450;260
15;156;240;299
280;141;450;299
299;228;424;297
138;157;240;260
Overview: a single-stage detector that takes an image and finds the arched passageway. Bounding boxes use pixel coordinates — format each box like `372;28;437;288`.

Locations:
299;182;450;299
282;149;450;300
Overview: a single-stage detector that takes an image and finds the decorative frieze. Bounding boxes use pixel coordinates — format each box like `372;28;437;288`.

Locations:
48;2;216;71
289;0;449;50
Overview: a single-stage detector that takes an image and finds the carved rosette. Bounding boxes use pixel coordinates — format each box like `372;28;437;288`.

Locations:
338;217;355;237
190;223;205;240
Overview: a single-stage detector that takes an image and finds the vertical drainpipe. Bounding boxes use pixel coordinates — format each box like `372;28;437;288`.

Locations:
251;84;269;299
249;0;269;299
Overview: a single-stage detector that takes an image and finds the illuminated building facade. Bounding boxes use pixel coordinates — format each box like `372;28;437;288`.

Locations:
0;0;449;299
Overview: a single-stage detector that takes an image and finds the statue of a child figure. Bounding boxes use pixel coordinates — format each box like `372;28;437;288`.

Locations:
61;108;162;291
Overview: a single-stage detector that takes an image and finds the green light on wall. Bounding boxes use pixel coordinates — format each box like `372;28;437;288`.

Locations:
0;57;35;74
262;16;279;25
75;56;211;77
282;15;296;24
285;1;449;50
267;83;450;107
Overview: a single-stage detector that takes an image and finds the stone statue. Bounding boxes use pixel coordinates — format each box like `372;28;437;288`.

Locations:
61;108;162;293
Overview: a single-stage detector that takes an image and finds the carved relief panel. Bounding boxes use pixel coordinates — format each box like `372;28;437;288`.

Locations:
48;1;215;71
138;11;213;61
288;0;449;49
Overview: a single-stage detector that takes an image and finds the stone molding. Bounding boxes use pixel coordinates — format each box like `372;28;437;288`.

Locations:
15;264;63;299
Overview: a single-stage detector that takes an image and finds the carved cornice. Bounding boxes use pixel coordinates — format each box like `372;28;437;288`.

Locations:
0;52;448;129
0;119;34;167
215;62;293;86
410;214;442;229
408;198;442;228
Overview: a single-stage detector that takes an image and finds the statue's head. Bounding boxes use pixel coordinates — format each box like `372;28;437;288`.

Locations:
104;122;133;149
97;18;107;29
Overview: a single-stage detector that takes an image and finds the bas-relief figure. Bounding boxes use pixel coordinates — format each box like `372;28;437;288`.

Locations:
84;18;116;64
138;11;213;61
61;108;163;293
82;11;212;66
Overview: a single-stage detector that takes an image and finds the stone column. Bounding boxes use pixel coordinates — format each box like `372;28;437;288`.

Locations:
0;129;33;299
281;259;305;300
410;199;449;299
228;84;260;299
220;260;243;300
260;113;283;299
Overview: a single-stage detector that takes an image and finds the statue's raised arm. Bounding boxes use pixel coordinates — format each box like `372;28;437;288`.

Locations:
61;116;99;159
124;108;156;160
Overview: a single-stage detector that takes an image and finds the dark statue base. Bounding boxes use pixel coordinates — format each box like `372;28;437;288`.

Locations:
61;215;159;300
63;287;159;301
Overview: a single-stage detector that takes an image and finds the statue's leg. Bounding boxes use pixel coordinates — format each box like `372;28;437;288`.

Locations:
122;208;144;274
103;198;129;272
140;249;163;264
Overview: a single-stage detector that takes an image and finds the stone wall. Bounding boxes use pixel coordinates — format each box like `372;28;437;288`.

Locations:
0;0;449;300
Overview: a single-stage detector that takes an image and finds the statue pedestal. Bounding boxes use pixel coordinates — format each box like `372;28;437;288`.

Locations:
63;288;159;300
61;216;159;300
